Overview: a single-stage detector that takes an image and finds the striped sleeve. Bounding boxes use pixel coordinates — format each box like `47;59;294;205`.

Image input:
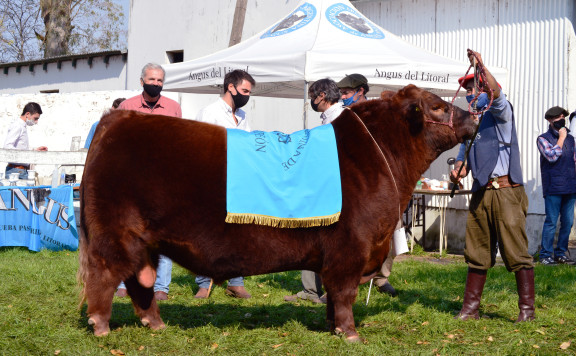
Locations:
537;136;562;162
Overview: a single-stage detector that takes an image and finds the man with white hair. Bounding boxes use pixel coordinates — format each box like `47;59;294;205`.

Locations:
118;63;182;117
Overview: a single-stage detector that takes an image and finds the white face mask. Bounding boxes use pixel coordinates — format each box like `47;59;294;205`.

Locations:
25;119;36;126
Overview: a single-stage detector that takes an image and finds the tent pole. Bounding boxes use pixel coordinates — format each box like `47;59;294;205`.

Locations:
303;81;309;129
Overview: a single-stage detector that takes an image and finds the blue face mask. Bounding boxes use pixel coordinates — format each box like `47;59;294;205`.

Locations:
342;90;359;106
465;92;489;110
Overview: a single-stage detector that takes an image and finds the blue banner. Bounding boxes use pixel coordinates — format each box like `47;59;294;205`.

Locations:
0;185;78;251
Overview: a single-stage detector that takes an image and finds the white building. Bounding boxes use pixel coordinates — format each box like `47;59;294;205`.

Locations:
1;0;575;254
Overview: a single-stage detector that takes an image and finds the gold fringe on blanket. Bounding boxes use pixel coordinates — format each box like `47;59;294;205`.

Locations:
225;212;340;228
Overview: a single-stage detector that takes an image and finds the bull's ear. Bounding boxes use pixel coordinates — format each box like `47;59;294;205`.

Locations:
406;102;425;135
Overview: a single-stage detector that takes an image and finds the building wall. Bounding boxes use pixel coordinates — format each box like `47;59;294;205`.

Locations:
353;0;576;253
356;0;576;215
0;90;141;178
0;55;127;94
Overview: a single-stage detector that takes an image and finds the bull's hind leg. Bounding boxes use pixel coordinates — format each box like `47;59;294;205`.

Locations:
322;276;361;342
84;262;117;336
124;275;165;330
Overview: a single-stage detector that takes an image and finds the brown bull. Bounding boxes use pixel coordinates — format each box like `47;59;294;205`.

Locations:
79;84;476;341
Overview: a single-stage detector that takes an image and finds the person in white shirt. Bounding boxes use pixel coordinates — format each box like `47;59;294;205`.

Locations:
193;69;255;299
284;78;343;304
307;78;345;125
3;102;47;179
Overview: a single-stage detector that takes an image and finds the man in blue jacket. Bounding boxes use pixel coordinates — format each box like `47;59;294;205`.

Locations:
450;49;535;323
537;106;576;265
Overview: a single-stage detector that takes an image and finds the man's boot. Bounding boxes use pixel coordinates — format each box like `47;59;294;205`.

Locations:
225;285;251;299
454;268;487;320
515;268;535;322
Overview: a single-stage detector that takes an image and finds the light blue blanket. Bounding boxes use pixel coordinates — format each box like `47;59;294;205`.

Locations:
226;124;341;228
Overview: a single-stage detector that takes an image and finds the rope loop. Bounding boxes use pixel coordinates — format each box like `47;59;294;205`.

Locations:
450;49;494;115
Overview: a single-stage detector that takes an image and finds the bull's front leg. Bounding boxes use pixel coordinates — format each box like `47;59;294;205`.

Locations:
323;277;361;342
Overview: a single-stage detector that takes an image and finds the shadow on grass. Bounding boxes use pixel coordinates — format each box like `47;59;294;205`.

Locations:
78;262;576;335
79;301;336;335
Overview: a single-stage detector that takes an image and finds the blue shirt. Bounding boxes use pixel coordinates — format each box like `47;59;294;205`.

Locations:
456;94;513;177
84;121;99;149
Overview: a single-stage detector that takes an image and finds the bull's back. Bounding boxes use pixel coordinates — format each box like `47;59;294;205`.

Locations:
81;111;228;236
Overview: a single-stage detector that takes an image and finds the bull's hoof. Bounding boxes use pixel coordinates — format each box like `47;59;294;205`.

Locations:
334;327;363;343
141;317;166;330
346;335;365;344
88;317;110;337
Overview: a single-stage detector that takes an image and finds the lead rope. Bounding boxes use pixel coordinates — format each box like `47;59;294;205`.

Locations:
343;107;402;306
448;50;494;198
345;107;402;223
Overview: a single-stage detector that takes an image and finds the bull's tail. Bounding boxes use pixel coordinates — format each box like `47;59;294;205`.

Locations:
76;184;89;308
76;239;88;308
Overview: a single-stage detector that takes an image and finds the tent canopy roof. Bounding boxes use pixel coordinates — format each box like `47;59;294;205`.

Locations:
163;0;507;98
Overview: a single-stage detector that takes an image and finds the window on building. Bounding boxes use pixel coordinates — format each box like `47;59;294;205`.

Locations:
166;50;184;63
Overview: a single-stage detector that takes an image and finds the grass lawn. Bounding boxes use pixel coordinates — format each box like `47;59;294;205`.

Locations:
1;247;576;355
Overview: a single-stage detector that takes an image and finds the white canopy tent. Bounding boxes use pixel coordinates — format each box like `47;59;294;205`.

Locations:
163;0;507;125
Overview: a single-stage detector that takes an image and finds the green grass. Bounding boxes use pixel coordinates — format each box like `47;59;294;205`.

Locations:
1;247;576;355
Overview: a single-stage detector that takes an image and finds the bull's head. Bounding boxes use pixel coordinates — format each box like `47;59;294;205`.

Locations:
383;84;477;144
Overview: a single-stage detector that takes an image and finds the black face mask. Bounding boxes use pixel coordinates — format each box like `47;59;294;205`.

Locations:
231;85;250;109
143;83;162;98
310;97;320;112
553;119;566;130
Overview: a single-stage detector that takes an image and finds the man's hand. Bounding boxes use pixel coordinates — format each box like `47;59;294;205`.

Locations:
467;49;483;68
466;48;501;99
559;127;568;140
450;161;467;183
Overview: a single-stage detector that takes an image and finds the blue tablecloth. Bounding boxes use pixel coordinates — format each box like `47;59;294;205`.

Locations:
0;185;78;251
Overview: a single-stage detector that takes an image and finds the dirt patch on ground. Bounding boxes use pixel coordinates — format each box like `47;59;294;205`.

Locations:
395;253;464;265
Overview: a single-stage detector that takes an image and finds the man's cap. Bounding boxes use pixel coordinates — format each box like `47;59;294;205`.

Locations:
545;106;569;120
458;73;501;89
337;74;368;89
458;74;480;88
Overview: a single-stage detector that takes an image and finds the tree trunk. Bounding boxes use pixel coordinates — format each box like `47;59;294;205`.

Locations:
40;0;72;58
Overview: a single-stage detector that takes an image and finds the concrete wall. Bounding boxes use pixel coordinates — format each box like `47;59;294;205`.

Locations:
0;90;143;179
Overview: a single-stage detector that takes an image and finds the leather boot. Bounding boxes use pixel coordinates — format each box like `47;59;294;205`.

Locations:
515;268;535;322
225;285;251;299
454;268;487;320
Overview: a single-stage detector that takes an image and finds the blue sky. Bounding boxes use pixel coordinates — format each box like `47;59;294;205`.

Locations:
114;0;130;48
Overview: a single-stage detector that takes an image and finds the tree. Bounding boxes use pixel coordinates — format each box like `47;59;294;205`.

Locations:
0;0;126;62
40;0;72;58
0;0;43;62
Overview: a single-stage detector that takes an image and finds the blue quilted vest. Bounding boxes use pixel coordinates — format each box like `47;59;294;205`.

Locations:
539;128;576;197
468;108;523;191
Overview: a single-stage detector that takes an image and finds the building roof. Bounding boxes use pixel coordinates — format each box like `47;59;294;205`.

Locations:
0;50;127;74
